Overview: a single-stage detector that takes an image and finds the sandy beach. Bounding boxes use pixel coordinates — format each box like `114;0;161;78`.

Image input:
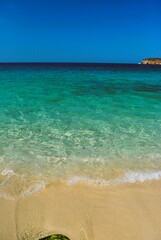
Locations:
0;180;161;240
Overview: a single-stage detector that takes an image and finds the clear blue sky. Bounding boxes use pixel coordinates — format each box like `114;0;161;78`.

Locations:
0;0;161;63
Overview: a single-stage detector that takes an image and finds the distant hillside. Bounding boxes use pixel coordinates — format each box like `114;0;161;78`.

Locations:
142;58;161;65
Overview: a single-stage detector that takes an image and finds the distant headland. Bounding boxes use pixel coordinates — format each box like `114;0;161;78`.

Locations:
142;58;161;65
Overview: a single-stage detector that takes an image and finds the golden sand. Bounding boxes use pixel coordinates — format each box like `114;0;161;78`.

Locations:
0;180;161;240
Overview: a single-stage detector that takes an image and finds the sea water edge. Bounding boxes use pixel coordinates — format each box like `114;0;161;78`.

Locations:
0;63;161;198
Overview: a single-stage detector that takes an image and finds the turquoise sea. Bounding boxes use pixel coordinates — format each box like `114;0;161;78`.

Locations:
0;63;161;198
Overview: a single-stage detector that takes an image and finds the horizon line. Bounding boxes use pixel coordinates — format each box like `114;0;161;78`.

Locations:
0;61;137;64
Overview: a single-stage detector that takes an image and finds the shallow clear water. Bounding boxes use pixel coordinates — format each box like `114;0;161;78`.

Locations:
0;63;161;197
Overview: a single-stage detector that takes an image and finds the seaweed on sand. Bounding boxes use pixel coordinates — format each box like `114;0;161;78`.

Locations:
40;234;70;240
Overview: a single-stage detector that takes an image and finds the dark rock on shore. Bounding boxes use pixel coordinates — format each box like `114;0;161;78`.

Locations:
40;234;70;240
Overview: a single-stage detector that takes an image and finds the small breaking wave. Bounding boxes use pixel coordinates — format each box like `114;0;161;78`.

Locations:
1;169;161;199
20;180;46;198
68;170;161;186
0;169;46;199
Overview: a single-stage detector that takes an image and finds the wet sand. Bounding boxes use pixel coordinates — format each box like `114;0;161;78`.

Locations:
0;180;161;240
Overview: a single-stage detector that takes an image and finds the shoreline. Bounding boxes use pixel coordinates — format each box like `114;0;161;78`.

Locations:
0;180;161;240
2;168;161;200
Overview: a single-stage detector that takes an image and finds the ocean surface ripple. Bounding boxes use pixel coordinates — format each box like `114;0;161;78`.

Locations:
0;63;161;198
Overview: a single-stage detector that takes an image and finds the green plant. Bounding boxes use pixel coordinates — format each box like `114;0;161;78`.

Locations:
40;234;70;240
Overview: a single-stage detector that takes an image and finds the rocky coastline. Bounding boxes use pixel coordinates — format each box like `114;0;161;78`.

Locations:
142;58;161;65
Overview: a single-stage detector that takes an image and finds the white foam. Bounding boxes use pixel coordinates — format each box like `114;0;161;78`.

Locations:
1;169;17;176
1;170;161;199
0;180;46;200
0;169;46;199
20;180;46;198
68;170;161;186
118;171;161;184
